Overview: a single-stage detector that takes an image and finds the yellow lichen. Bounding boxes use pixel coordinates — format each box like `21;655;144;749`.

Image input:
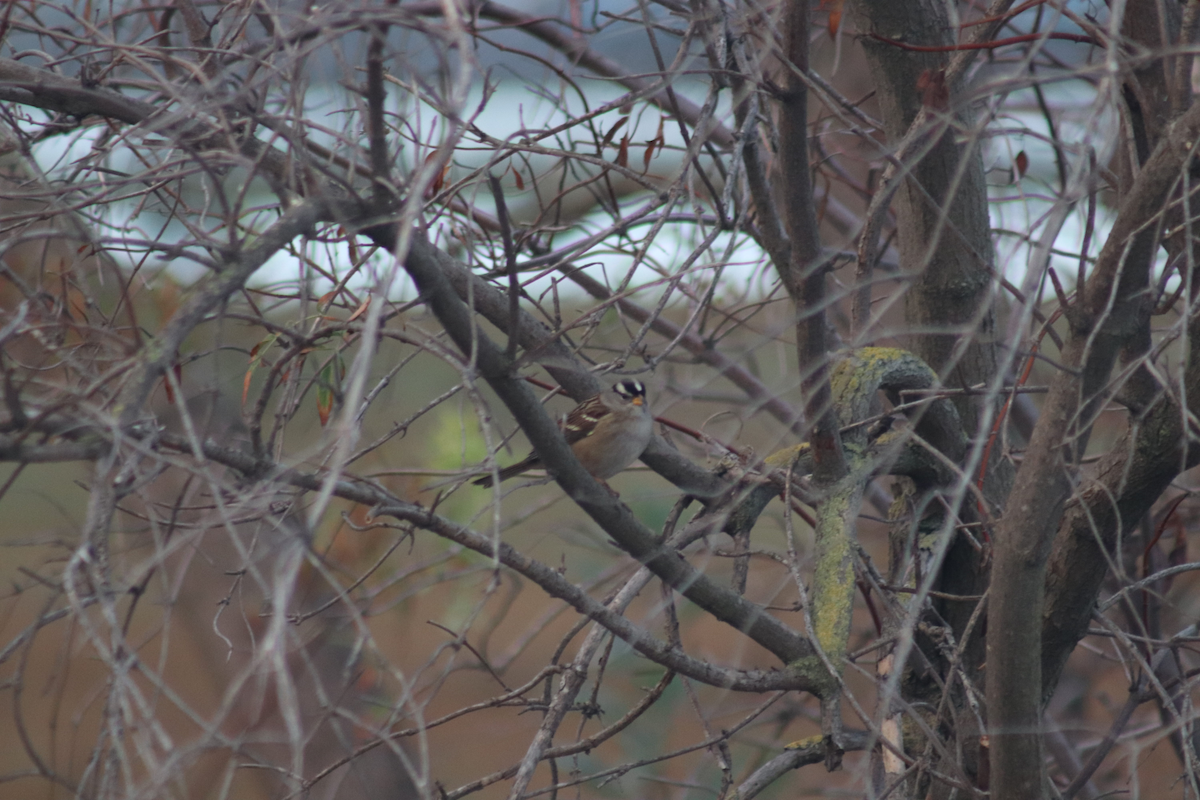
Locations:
783;734;826;751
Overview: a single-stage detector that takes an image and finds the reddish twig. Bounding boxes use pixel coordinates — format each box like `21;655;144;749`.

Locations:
868;31;1097;53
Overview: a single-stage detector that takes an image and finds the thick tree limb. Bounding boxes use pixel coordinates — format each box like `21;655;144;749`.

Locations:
778;0;843;484
0;437;110;462
847;0;1000;444
400;233;727;497
738;731;871;800
989;93;1200;800
0;55;788;500
1041;315;1200;699
0;51;728;499
403;233;817;669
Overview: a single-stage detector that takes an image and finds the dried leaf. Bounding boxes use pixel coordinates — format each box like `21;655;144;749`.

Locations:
820;0;843;38
316;360;338;426
318;290;341;320
601;117;628;149
916;68;949;111
616;134;629;168
316;382;333;426
347;297;370;323
242;367;254;407
1014;150;1029;180
644;117;666;171
423;152;449;198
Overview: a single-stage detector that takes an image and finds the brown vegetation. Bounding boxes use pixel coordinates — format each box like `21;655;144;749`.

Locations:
1;1;1199;798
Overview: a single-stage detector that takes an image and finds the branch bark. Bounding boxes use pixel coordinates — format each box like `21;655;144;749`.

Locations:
989;93;1200;800
1041;313;1200;699
778;0;843;483
847;1;1000;451
403;233;818;669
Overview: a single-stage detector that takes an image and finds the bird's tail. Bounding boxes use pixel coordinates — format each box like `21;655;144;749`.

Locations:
472;459;536;487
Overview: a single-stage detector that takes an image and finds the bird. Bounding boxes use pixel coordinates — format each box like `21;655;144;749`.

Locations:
473;380;653;487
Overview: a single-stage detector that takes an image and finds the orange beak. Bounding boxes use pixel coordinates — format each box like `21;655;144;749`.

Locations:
632;396;644;406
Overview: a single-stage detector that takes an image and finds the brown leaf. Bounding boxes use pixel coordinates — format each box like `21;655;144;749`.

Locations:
601;117;628;149
1014;150;1029;180
347;297;370;323
644;118;664;171
820;0;843;38
316;360;340;426
423;152;450;198
316;384;333;426
318;290;342;320
916;68;949;110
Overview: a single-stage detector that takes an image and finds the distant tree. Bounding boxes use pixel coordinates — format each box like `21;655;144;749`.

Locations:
1;0;1199;798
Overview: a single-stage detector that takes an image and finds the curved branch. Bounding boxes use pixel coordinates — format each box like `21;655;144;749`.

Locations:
1042;353;1200;699
403;233;818;669
0;57;296;189
403;231;727;497
0;41;815;679
738;730;871;800
150;432;814;692
990;93;1200;800
378;499;813;691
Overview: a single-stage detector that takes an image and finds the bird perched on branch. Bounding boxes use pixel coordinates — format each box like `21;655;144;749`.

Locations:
474;380;652;487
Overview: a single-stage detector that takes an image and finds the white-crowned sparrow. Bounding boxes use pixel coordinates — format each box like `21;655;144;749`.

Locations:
474;380;653;487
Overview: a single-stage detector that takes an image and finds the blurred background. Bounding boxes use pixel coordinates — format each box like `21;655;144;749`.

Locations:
1;0;1199;798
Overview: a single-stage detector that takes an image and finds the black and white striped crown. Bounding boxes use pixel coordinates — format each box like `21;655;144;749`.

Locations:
613;380;646;401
